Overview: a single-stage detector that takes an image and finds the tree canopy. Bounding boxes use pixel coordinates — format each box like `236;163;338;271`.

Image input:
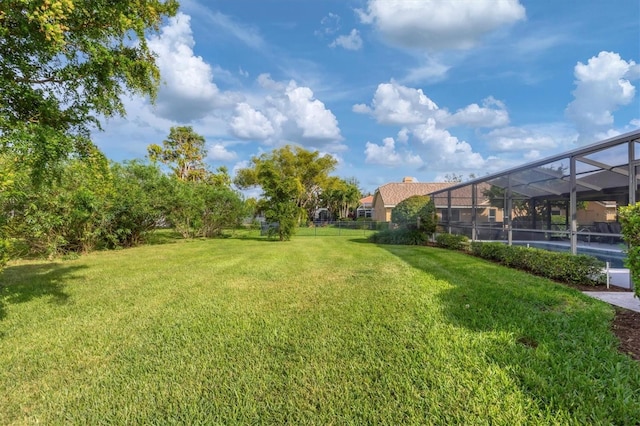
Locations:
0;0;179;177
392;195;437;235
234;145;338;240
321;177;361;220
148;126;208;182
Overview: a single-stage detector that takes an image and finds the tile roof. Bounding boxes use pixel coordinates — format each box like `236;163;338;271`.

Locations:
359;195;374;205
375;182;455;207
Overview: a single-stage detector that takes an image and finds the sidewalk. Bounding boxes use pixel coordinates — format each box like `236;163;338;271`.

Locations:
582;292;640;312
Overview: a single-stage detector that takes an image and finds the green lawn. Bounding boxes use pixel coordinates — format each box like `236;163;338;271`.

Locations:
290;224;377;238
1;234;639;424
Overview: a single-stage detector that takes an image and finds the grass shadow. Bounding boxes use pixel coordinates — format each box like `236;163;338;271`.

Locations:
347;238;371;244
145;229;183;246
0;262;86;322
373;243;640;421
373;243;596;333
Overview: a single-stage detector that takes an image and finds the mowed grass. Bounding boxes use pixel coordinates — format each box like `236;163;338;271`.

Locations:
1;234;639;424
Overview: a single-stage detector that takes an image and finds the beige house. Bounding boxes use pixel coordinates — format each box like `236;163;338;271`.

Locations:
372;177;454;222
577;201;618;225
432;182;504;224
356;195;374;219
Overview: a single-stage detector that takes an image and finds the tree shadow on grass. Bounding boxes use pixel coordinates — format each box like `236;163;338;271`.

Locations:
144;229;183;246
375;244;640;422
0;262;85;322
373;243;603;335
347;238;371;244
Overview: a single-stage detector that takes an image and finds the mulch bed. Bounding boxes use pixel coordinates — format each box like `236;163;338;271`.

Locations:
612;308;640;361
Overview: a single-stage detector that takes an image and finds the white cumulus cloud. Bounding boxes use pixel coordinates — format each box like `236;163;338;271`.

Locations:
208;143;238;162
566;51;639;144
443;97;509;128
357;0;525;50
364;137;423;167
285;83;342;140
411;119;486;170
355;81;516;174
330;29;363;51
148;12;241;122
354;81;439;125
229;77;343;150
355;81;509;129
230;103;275;140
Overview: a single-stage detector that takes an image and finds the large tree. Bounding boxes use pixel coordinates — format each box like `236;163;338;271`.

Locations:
235;145;338;224
0;0;179;178
148;126;209;182
235;145;338;240
321;177;361;220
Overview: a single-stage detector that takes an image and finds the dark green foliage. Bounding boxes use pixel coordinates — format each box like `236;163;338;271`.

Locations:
619;203;640;297
0;155;246;258
372;195;437;246
368;227;428;245
435;233;469;250
0;150;112;257
470;241;605;285
164;179;246;239
392;195;437;235
103;161;169;248
321;177;361;220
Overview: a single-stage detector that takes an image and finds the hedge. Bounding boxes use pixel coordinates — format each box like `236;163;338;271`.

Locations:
470;241;605;285
435;233;469;250
619;203;640;297
369;228;428;245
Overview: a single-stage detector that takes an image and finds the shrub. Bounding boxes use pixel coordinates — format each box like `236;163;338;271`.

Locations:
470;241;605;285
471;241;508;261
369;228;428;245
619;203;640;297
435;233;468;250
375;222;390;231
0;237;11;271
103;161;168;248
392;196;437;236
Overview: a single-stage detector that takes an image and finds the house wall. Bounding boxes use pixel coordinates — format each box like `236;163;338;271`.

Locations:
577;201;617;224
372;195;391;222
436;207;504;224
437;202;621;226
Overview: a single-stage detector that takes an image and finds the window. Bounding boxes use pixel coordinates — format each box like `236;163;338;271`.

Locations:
443;209;460;222
488;208;496;223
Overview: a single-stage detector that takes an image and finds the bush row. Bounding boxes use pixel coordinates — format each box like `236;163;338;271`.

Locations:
0;159;246;259
435;233;469;250
368;228;429;245
470;241;605;285
619;203;640;297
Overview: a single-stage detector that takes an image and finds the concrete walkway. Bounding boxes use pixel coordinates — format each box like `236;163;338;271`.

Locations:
582;292;640;312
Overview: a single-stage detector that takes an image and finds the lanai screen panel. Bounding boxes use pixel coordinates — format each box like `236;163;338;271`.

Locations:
430;129;640;257
576;143;632;203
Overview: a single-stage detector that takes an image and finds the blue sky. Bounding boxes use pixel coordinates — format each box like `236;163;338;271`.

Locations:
94;0;640;194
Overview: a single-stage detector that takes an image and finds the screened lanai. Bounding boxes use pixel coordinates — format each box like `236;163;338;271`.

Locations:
430;129;640;268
